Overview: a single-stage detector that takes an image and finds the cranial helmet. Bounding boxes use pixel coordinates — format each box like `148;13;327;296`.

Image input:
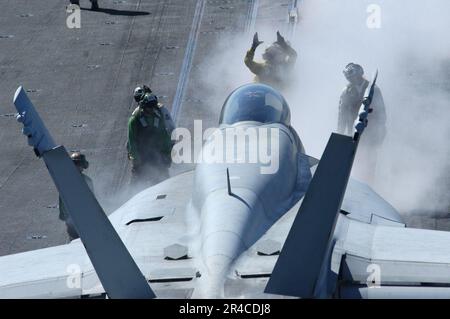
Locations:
343;63;364;78
262;43;286;64
70;152;89;169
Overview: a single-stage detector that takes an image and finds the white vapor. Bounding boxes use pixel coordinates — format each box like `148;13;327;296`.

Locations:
197;0;450;215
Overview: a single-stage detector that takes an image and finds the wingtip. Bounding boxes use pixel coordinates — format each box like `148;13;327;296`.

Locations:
13;86;24;104
373;69;379;82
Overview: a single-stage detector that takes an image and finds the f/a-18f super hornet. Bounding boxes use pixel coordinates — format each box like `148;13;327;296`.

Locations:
2;77;450;299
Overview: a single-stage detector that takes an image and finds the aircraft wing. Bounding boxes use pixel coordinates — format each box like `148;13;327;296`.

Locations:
0;241;88;298
227;178;450;299
0;87;195;298
0;170;198;298
106;170;201;298
337;216;450;298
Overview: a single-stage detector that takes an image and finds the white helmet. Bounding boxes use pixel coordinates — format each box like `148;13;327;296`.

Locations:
343;63;364;78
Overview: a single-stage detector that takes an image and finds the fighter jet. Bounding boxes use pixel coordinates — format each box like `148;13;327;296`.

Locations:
2;79;450;299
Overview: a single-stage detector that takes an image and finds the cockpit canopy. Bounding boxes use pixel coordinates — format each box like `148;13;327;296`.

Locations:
219;84;291;126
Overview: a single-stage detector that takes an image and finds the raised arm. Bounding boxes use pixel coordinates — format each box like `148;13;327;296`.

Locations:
244;32;265;75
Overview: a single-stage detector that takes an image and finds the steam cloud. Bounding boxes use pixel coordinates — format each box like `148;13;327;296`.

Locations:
197;0;450;215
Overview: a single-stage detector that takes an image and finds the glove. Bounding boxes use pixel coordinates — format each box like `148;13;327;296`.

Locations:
143;85;152;94
276;31;287;48
251;32;264;50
